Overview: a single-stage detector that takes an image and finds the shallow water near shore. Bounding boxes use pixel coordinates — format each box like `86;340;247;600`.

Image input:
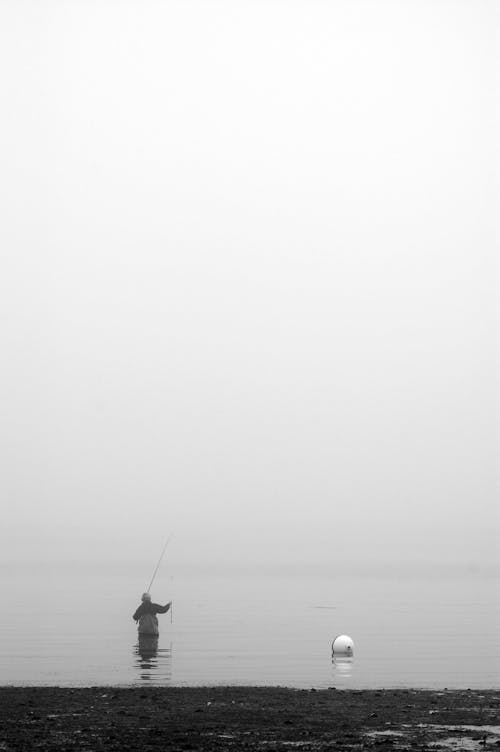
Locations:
0;570;498;688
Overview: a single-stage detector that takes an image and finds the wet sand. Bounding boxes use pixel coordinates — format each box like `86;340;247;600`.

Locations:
1;687;499;751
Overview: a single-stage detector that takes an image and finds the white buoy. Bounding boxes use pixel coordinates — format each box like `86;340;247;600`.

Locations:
332;634;354;655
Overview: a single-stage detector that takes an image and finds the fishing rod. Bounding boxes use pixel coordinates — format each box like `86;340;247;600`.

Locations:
146;534;173;593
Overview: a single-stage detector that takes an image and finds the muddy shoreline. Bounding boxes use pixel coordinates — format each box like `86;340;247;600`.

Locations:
1;687;499;751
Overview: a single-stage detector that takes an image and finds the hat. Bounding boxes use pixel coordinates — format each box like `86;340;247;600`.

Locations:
141;592;151;602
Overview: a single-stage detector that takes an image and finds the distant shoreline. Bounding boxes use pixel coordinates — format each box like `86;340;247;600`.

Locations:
1;687;499;751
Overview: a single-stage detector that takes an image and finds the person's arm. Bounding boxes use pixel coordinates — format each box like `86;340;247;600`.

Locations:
133;605;143;621
153;601;172;614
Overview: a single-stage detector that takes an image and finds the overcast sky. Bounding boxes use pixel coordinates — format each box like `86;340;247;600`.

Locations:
1;0;498;578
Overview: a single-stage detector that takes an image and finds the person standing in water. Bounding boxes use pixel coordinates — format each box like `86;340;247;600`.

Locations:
133;593;171;636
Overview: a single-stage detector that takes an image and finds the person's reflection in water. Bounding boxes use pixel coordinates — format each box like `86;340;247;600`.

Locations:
138;635;159;661
135;635;159;680
133;637;172;683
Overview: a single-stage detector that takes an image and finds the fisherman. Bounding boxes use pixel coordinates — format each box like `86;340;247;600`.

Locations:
133;593;171;636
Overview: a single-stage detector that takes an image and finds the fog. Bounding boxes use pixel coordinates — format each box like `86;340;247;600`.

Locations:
1;1;498;579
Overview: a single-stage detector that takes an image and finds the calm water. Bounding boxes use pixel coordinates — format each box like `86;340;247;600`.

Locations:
0;571;498;688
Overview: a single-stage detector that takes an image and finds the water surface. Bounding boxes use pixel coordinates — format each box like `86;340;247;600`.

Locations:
0;571;498;688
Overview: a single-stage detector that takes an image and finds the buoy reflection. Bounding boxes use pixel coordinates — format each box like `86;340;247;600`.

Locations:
331;656;354;683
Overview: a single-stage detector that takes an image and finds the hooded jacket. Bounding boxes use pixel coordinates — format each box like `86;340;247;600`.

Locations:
133;601;170;636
